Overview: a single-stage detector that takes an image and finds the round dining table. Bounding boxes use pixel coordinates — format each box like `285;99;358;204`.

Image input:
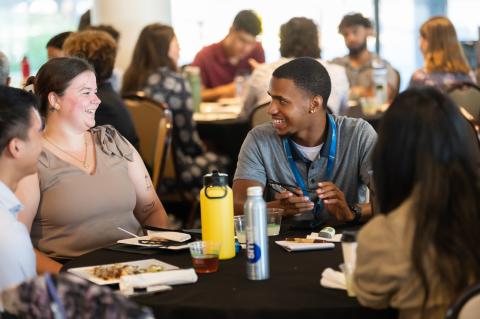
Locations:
62;223;397;319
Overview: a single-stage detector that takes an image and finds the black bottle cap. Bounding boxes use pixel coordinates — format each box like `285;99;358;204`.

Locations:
341;230;357;243
203;170;229;187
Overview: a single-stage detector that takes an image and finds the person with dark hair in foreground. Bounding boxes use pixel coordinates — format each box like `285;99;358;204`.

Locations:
0;86;41;292
191;9;265;101
46;31;72;59
353;87;480;319
233;57;376;224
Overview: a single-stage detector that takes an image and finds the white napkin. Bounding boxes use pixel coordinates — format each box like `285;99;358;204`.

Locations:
145;231;191;242
120;284;172;297
320;267;346;290
119;268;198;293
275;240;335;252
307;232;343;242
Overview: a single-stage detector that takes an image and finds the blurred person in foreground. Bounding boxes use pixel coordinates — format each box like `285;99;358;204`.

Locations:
0;87;41;293
63;29;139;148
16;57;169;273
0;51;10;86
46;31;72;59
233;57;376;225
191;9;265;102
332;13;398;101
241;17;349;118
409;16;476;92
122;23;229;200
353;87;480;318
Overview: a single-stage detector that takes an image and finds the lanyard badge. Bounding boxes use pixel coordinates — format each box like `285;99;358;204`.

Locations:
282;114;337;220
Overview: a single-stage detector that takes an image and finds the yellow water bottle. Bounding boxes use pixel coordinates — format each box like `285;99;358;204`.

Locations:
200;170;235;260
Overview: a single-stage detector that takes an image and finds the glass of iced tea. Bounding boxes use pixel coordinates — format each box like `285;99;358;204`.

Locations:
189;241;221;273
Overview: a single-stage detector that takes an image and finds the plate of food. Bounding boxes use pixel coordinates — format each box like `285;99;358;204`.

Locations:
67;259;178;285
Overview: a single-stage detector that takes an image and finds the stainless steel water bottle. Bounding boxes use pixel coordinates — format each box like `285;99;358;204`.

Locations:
244;186;269;280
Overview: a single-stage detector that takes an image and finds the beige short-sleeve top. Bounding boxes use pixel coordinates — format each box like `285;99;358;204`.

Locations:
31;125;141;258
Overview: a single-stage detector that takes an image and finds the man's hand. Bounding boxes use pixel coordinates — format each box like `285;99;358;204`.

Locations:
248;58;262;70
316;182;354;221
273;188;314;217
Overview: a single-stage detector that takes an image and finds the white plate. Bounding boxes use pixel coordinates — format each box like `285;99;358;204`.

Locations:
67;259;178;285
117;234;190;250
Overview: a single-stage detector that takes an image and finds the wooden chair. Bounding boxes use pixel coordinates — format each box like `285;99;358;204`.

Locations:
161;142;200;229
446;282;480;319
122;92;172;189
249;102;270;128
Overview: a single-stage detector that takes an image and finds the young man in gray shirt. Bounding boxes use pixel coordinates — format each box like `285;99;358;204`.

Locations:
233;57;377;224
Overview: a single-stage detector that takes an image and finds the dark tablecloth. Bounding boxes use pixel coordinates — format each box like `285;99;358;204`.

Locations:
63;224;397;319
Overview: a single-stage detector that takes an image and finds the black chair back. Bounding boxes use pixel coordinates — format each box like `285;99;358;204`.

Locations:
448;82;480;123
446;282;480;319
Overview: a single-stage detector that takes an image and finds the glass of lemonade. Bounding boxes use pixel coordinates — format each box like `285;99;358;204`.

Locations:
234;215;246;244
266;208;283;236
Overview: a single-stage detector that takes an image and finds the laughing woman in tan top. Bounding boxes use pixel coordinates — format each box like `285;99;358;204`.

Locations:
16;57;169;273
353;87;480;318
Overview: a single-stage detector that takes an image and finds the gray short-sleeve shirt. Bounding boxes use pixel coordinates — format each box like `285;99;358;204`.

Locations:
234;115;377;220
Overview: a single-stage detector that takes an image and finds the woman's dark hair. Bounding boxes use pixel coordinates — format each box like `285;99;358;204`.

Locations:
373;86;480;309
122;23;176;94
34;56;94;116
280;17;320;59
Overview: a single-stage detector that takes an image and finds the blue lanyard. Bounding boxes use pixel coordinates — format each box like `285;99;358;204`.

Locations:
282;114;337;219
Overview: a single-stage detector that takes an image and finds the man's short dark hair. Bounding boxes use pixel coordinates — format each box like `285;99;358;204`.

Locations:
46;31;72;49
86;24;120;42
272;57;331;108
232;10;262;36
338;13;372;33
0;86;38;154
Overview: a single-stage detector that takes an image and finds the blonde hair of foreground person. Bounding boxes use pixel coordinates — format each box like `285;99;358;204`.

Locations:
15;57;169;274
420;16;472;74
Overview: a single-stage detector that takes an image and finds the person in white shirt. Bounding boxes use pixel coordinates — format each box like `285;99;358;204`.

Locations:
241;17;349;118
0;86;41;293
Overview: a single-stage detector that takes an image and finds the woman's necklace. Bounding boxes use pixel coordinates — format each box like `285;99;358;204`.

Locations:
44;134;89;169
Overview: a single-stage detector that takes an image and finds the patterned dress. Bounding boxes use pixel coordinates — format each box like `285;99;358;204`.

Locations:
409;69;476;92
143;67;230;199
